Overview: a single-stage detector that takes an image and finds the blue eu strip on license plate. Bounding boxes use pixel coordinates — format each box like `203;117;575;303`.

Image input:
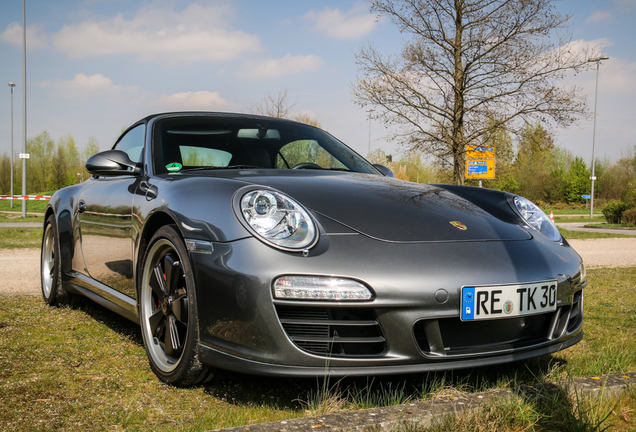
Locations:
461;281;557;321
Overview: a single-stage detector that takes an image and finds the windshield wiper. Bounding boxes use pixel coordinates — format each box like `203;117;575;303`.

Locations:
180;165;265;172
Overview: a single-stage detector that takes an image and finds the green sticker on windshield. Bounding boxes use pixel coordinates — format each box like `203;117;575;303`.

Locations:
166;162;182;172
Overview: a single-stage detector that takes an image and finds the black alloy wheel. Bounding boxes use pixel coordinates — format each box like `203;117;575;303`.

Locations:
139;225;213;386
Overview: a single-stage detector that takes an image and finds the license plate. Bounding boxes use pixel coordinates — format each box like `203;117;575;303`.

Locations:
461;281;557;321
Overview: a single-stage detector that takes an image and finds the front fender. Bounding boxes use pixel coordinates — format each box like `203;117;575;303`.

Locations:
46;183;88;274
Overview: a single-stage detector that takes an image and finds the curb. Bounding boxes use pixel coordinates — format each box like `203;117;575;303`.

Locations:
211;373;636;431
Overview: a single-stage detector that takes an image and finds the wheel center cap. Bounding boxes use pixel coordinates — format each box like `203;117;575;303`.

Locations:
162;297;170;315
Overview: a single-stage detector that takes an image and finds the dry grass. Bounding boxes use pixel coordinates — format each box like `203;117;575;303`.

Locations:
1;267;636;431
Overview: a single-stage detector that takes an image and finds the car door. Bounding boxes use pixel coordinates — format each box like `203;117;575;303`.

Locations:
78;124;145;300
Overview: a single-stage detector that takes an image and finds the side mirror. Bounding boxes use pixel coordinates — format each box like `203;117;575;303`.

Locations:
86;150;142;176
373;164;395;178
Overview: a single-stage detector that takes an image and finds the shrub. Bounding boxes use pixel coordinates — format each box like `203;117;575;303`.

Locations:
622;179;636;207
602;201;630;224
623;208;636;225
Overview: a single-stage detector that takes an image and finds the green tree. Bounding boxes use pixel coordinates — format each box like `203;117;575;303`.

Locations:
543;147;571;203
49;144;69;190
513;123;556;202
395;151;440;183
27;131;55;193
49;134;81;189
353;0;591;185
564;156;591;203
81;136;101;181
0;153;11;194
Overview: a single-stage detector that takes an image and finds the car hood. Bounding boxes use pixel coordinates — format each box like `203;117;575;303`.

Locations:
217;170;531;243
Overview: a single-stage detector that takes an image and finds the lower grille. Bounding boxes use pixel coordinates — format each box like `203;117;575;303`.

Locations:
414;290;584;357
275;306;386;357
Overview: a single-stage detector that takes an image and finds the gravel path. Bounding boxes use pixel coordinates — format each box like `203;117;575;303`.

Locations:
2;238;636;296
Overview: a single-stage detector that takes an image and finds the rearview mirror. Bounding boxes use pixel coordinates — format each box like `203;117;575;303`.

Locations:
86;150;142;176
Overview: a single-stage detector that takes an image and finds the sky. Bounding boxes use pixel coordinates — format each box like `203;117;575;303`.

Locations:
0;0;635;166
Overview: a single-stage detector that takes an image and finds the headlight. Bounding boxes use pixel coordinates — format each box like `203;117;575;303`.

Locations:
579;262;586;284
273;276;373;301
237;188;317;250
513;196;561;242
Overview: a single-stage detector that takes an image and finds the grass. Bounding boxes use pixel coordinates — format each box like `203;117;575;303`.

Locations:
584;223;636;229
1;267;636;431
0;296;306;431
0;199;49;214
0;227;43;248
399;267;636;431
400;387;636;431
0;212;44;223
554;215;605;223
546;209;603;215
557;227;634;239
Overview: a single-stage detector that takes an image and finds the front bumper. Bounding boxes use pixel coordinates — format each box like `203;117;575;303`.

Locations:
190;232;585;376
198;331;583;377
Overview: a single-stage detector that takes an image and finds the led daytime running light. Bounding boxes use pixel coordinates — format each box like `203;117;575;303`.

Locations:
274;276;373;301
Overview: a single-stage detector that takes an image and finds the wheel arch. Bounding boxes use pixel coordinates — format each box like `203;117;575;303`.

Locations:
135;210;183;296
44;204;75;274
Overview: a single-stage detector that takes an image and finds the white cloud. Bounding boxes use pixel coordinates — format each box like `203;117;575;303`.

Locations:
35;73;139;100
303;4;377;39
49;2;260;63
556;38;613;67
238;54;324;79
0;22;48;49
589;57;636;94
556;36;636;161
155;91;239;110
586;10;612;23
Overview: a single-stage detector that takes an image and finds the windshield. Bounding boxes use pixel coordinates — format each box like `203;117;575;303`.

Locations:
152;115;378;175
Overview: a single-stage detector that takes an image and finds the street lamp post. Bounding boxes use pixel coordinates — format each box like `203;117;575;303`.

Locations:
8;83;15;209
366;108;374;157
587;56;609;219
21;0;27;218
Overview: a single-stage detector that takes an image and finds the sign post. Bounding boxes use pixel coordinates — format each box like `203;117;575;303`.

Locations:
465;146;495;186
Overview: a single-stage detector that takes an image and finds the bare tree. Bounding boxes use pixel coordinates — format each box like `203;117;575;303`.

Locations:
249;89;323;127
249;89;296;119
353;0;594;184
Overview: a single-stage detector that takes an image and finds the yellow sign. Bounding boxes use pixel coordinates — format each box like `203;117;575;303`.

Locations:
465;145;495;179
466;159;496;179
466;145;495;159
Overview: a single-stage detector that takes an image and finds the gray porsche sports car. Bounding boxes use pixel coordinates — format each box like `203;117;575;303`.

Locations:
41;112;586;386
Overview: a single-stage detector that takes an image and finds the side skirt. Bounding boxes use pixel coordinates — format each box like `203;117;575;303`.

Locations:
64;272;140;324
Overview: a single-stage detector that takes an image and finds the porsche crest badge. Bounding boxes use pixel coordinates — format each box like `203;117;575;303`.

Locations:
450;221;467;230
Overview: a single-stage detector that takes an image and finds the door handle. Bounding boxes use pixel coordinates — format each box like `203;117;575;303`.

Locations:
78;200;86;214
140;181;158;200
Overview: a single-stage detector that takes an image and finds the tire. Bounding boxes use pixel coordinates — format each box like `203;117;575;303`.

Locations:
139;225;213;386
41;215;74;306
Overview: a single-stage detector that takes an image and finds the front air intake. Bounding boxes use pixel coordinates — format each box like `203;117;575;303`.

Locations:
275;306;386;357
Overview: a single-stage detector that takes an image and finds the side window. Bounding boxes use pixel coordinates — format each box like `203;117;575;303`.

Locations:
114;124;145;163
276;140;347;170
